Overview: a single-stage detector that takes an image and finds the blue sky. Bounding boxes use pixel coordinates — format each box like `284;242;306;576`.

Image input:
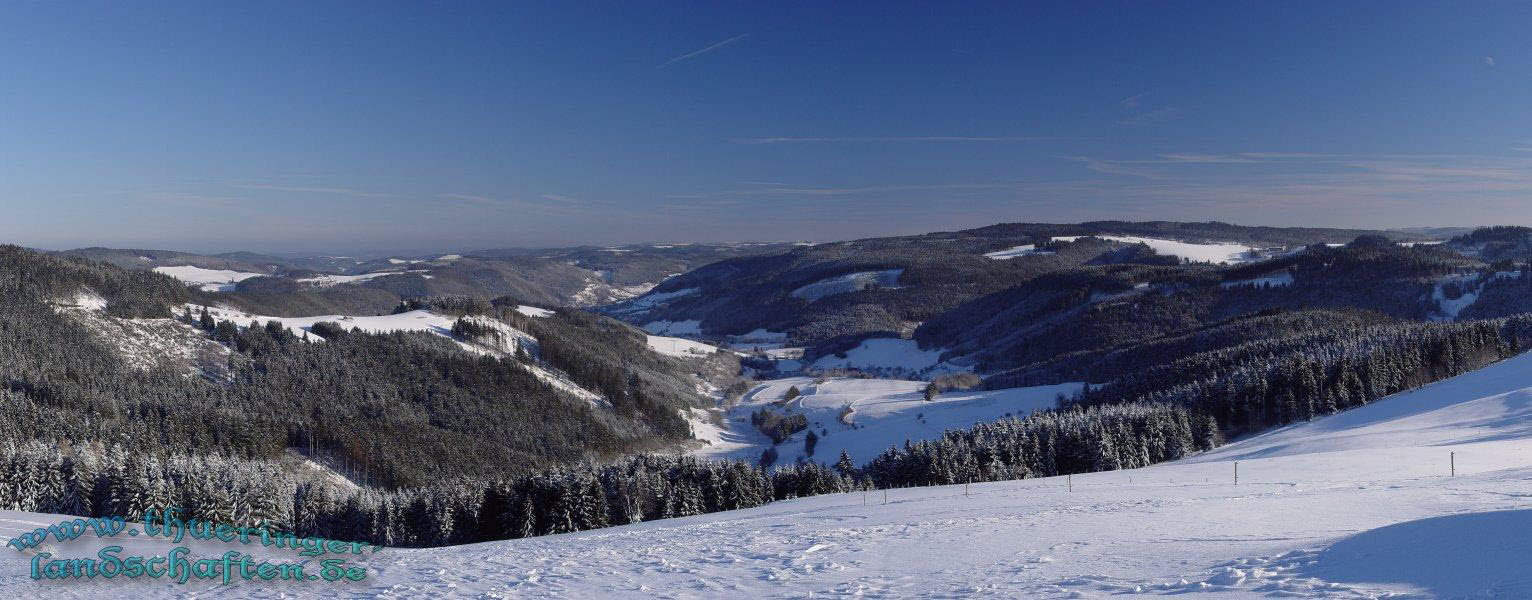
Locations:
3;1;1531;253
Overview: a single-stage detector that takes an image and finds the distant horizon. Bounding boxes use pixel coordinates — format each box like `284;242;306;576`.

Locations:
16;218;1500;258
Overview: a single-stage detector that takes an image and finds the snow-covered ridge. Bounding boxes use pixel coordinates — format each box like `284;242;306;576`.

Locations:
790;269;904;301
153;266;265;292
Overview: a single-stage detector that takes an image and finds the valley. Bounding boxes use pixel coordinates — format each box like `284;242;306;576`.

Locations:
3;221;1532;598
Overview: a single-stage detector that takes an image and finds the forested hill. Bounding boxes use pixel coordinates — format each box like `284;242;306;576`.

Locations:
921;237;1487;377
0;244;728;489
602;221;1438;349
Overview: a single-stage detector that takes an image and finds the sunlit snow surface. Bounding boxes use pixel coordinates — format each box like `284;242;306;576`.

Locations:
646;334;722;357
982;244;1051;259
11;350;1532;596
515;305;554;318
296;270;428;286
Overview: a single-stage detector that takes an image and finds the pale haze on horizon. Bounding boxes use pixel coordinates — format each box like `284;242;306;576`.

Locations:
3;1;1531;254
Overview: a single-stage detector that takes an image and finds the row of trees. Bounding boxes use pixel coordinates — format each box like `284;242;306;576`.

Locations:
863;402;1214;488
0;400;1221;549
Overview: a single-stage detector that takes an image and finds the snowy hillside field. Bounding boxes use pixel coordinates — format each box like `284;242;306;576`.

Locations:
152;266;264;291
693;377;1085;465
8;352;1532;597
1052;235;1261;264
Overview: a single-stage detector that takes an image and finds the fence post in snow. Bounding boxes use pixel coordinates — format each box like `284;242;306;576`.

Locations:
883;488;887;505
1067;474;1072;492
964;480;970;497
1451;452;1455;477
1234;461;1239;486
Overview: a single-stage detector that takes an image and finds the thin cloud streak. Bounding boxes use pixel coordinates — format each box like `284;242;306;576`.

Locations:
1116;107;1182;127
731;136;1083;145
658;33;751;69
230;184;399;198
667;181;1028;200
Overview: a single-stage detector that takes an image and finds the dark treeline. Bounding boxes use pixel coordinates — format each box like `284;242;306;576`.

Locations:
0;440;860;548
984;308;1394;388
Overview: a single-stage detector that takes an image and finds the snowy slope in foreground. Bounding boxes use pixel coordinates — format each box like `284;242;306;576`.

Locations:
11;354;1532;597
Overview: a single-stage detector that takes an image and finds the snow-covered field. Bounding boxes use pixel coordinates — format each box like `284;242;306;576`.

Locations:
647;334;723;357
810;338;950;374
296;270;428;286
10;343;1532;597
153;266;265;292
983;244;1052;259
516;305;554;318
694;377;1085;465
1056;235;1260;264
